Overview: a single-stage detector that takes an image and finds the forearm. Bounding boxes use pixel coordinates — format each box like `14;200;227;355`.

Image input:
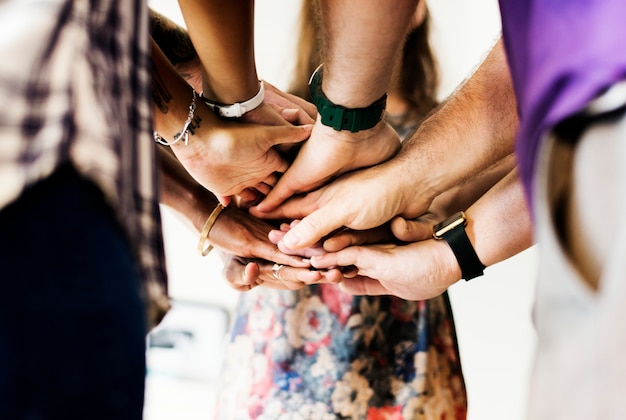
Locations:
320;0;419;106
395;38;519;215
435;153;517;215
177;0;258;103
158;146;218;233
466;167;533;268
149;8;202;91
151;38;219;148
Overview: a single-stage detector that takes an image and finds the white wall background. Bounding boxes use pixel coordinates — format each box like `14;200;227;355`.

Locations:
147;1;538;419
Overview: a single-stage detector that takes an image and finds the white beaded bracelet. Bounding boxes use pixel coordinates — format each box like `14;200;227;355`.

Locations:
200;80;264;118
153;90;197;146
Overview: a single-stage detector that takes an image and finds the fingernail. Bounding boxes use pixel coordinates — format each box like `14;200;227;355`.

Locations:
309;255;321;267
283;231;301;248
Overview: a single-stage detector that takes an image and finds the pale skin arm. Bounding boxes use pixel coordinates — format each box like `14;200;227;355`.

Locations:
309;168;533;300
251;38;519;250
250;157;517;292
255;0;421;211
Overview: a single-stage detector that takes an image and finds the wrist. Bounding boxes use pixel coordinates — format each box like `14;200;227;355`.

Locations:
197;202;226;256
313;114;388;143
200;80;264;119
432;237;464;287
433;211;485;281
153;90;198;147
309;65;387;132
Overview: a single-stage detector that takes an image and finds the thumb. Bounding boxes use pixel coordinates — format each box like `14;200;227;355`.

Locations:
281;208;343;250
390;216;433;242
218;195;232;207
339;277;389;296
267;123;313;148
255;169;299;212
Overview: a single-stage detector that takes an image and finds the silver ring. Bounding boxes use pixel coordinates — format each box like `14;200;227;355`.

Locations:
272;263;284;280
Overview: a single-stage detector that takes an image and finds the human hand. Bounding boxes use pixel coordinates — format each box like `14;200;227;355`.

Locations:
219;219;344;291
255;117;401;212
220;253;343;292
210;82;315;207
268;220;327;258
262;80;317;125
207;205;311;268
250;159;431;250
270;219;395;255
389;190;463;242
171;103;312;206
309;239;461;301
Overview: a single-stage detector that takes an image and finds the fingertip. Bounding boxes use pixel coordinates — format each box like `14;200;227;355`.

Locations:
300;270;323;284
309;254;331;269
252;201;271;214
322;237;343;252
244;261;259;280
282;230;302;249
254;192;280;213
280;108;299;123
390;216;413;241
219;195;231;207
267;229;283;244
390;216;407;232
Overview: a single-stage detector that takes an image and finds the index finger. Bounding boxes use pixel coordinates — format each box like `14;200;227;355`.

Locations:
254;167;304;212
279;206;348;249
249;189;321;220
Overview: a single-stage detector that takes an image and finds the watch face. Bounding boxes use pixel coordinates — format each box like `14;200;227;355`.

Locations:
433;211;467;239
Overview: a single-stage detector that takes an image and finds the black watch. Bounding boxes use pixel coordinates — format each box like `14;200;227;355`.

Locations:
433;211;485;281
308;64;387;133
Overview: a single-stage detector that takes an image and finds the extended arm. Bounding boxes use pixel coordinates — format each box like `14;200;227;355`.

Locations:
255;0;421;210
251;38;519;250
151;39;311;203
176;0;257;103
149;8;203;92
310;167;533;300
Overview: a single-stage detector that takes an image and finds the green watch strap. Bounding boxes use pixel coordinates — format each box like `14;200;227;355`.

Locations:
308;65;387;133
443;225;485;281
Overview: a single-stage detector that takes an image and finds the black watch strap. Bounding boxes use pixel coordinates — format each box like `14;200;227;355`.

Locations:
433;211;485;281
309;65;387;133
443;225;486;281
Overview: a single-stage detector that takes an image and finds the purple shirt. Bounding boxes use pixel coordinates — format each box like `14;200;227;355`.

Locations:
499;0;626;206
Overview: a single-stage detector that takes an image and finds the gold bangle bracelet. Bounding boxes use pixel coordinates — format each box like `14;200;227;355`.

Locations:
197;203;225;256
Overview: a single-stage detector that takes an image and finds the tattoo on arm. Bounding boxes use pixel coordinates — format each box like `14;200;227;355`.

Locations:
149;8;197;67
151;62;172;115
187;116;202;137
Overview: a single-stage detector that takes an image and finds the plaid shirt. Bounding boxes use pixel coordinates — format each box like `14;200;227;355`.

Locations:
0;0;169;326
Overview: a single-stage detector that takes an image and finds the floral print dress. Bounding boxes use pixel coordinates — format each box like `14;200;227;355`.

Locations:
214;284;466;419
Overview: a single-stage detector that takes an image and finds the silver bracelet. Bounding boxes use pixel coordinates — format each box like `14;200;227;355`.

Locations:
200;80;264;118
153;90;197;146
